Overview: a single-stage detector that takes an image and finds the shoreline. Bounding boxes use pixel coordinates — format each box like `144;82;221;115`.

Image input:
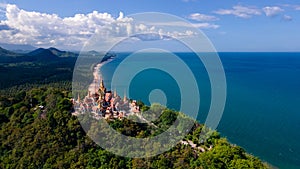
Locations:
88;57;115;95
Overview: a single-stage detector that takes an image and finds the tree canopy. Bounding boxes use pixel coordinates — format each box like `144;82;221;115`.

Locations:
0;86;270;169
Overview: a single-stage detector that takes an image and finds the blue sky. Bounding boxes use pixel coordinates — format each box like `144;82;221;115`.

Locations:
0;0;300;51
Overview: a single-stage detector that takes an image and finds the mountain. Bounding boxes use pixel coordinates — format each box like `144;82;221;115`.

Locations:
0;46;79;63
86;50;101;56
48;47;78;57
0;47;20;57
28;47;78;59
0;43;36;52
0;47;23;63
26;48;59;62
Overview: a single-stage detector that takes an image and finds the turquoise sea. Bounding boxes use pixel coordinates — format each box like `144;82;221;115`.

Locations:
100;52;300;169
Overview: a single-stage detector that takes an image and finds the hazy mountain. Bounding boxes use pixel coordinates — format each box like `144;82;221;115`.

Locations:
0;43;36;52
0;47;23;63
48;47;78;57
0;46;78;63
0;47;21;57
86;50;101;55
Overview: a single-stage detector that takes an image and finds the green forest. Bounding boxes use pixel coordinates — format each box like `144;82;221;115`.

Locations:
0;47;270;168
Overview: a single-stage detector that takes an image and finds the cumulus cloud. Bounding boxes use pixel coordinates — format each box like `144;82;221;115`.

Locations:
0;4;200;50
214;5;261;18
188;13;219;21
0;4;130;48
263;6;284;17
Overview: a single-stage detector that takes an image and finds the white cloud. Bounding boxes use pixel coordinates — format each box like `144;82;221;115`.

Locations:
214;5;261;18
182;0;197;2
188;13;219;21
263;6;284;17
280;4;300;11
282;15;292;21
0;4;200;50
192;23;219;29
148;21;219;29
131;33;172;41
295;6;300;10
0;4;127;48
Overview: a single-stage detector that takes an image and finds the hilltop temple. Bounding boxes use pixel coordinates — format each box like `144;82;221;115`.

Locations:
73;78;140;120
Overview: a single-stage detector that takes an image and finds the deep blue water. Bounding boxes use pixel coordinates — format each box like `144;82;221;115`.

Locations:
100;52;300;169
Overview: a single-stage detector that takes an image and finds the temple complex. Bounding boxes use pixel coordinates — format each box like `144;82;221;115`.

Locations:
73;78;140;120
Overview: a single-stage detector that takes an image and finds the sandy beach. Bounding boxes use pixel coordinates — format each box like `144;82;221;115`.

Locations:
88;58;114;95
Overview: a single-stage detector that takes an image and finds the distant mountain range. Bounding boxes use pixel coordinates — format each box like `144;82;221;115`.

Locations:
0;47;23;63
0;46;79;63
47;47;78;57
0;43;36;52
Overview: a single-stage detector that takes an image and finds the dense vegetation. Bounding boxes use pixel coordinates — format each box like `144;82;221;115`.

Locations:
0;47;270;168
0;86;269;168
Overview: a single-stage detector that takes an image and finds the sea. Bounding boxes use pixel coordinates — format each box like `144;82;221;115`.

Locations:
99;52;300;169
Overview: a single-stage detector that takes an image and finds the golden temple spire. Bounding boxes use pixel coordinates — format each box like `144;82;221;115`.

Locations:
77;93;80;102
123;90;127;102
100;79;105;88
114;88;117;98
99;76;106;93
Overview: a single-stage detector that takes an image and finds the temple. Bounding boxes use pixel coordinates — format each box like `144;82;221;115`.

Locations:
73;78;140;120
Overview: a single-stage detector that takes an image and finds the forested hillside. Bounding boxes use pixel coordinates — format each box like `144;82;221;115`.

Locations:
0;86;269;168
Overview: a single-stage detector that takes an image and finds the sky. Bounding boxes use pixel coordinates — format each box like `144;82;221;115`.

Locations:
0;0;300;51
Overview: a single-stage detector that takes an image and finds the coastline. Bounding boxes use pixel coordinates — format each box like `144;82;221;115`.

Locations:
88;56;115;95
73;52;276;168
